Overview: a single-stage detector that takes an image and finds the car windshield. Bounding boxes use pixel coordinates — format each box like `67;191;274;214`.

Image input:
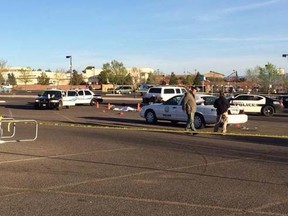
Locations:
42;91;61;98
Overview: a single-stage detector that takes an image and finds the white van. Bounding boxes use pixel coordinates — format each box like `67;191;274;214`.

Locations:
143;86;187;103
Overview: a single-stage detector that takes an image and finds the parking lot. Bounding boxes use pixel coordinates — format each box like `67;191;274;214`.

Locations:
0;96;287;215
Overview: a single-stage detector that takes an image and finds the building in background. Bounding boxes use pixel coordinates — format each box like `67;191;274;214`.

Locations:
1;66;154;86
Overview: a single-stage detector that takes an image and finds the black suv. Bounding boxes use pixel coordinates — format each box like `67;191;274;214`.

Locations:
34;90;64;110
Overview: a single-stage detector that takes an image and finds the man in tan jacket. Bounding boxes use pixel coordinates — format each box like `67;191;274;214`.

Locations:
182;86;197;134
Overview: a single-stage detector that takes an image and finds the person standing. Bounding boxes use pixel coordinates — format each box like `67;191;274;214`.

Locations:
213;91;230;134
182;86;197;134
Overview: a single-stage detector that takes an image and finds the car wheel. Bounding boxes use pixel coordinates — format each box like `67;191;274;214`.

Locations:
194;113;205;129
57;101;63;110
90;98;97;106
262;106;274;116
145;110;157;124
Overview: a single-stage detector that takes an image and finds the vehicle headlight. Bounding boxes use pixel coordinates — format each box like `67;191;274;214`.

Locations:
35;99;39;102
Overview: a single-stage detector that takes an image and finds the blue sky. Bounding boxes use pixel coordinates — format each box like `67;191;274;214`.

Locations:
1;0;288;76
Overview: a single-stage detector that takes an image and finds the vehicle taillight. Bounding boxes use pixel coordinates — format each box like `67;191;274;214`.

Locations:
239;109;244;114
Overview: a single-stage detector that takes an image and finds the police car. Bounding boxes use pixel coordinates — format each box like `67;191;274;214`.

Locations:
229;94;283;116
140;94;248;129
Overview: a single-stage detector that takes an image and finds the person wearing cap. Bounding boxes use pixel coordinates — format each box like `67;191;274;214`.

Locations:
213;91;230;134
182;86;197;134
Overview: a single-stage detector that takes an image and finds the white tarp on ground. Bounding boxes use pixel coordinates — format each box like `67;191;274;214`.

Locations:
112;106;136;112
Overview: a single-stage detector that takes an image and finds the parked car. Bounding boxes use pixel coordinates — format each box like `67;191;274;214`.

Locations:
140;94;248;129
143;86;187;104
229;94;283;116
34;89;103;110
114;86;133;94
138;83;155;96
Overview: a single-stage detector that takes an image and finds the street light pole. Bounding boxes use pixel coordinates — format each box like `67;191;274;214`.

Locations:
66;56;72;88
282;54;288;72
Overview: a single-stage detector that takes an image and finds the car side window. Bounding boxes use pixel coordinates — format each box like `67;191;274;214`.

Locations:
204;97;216;105
148;88;161;94
78;91;84;96
164;89;174;94
85;90;92;95
254;96;262;100
175;88;180;93
235;96;249;100
165;96;182;105
67;91;76;96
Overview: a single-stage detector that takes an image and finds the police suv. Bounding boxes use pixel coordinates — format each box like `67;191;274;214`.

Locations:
229;94;283;116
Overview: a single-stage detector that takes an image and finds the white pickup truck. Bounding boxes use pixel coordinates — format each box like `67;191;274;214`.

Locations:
34;89;103;110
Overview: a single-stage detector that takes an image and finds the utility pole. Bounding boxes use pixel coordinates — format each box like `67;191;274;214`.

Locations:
66;56;72;88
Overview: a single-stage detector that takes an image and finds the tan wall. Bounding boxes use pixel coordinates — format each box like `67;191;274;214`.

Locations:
14;84;102;91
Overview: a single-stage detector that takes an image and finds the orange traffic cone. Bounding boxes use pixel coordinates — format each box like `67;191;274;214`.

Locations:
96;102;99;109
107;103;111;110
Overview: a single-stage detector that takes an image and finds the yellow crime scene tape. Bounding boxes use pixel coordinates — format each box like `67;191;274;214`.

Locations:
38;121;288;139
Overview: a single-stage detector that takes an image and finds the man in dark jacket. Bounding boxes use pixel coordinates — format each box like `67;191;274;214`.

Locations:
213;91;230;134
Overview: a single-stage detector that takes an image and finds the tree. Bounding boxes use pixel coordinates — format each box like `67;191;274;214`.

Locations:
70;70;84;85
0;59;7;70
169;72;178;85
0;59;7;84
98;70;109;84
258;63;280;94
182;75;193;85
7;73;17;86
130;67;142;88
146;72;157;84
124;73;133;85
18;69;33;87
37;72;50;85
193;72;202;85
54;69;67;86
0;73;4;84
101;60;128;85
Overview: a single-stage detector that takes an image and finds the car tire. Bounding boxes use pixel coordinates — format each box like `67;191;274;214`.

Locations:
90;99;97;106
57;101;63;110
261;105;274;116
194;113;205;129
145;110;157;124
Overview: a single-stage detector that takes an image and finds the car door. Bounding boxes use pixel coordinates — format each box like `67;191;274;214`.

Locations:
232;95;263;113
75;90;90;104
160;95;185;121
83;90;93;104
62;90;76;106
